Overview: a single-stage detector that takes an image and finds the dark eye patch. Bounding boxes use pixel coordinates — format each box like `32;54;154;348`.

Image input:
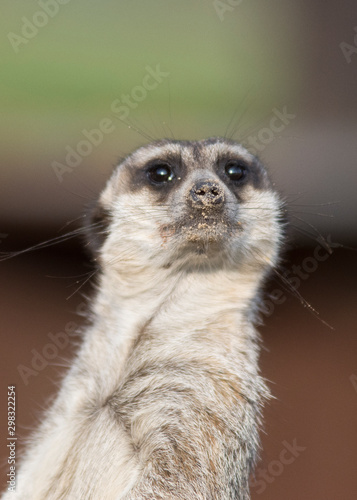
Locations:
217;154;269;191
147;163;175;184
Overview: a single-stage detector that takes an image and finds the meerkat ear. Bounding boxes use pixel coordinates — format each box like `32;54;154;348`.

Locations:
83;200;112;259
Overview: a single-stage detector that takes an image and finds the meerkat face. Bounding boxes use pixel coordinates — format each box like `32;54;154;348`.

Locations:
90;138;284;272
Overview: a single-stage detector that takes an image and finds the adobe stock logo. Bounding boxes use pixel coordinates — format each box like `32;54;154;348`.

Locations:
213;0;244;22
52;64;170;183
251;439;306;494
245;107;296;156
17;302;86;386
260;234;340;319
340;27;357;64
7;0;72;54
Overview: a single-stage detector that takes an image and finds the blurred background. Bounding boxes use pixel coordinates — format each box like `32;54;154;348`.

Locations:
1;0;356;498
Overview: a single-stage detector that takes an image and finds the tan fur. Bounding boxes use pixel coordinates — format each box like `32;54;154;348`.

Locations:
1;138;283;499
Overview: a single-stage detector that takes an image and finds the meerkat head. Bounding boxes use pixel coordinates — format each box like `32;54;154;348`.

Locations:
87;138;284;274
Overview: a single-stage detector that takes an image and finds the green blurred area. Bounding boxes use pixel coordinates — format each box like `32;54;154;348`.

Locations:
1;0;300;157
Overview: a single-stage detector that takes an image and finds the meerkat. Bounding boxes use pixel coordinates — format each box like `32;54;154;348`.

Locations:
2;137;284;500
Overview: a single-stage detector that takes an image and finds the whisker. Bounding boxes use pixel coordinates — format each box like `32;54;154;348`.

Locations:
0;222;103;261
66;268;99;300
111;113;155;143
252;248;334;330
289;215;334;252
287;201;340;208
225;85;256;140
271;266;334;330
166;78;175;140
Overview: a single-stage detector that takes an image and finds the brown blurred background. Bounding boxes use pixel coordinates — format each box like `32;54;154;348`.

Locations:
1;1;357;498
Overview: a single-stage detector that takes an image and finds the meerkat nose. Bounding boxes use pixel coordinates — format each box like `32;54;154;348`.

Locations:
189;180;225;209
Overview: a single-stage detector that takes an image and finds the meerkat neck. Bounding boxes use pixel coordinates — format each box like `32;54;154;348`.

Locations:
93;263;263;347
74;263;264;412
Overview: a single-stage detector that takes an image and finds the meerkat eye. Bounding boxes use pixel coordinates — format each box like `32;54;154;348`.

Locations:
225;161;246;182
147;164;175;184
